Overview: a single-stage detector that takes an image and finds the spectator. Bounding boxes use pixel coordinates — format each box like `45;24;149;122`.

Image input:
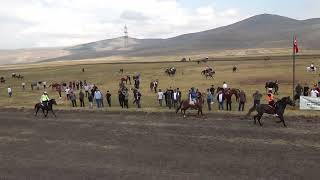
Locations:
65;87;70;100
101;91;105;107
43;81;47;89
94;89;103;108
8;86;12;97
225;90;232;111
22;82;26;91
303;84;309;96
210;85;215;96
76;82;80;90
166;88;173;109
295;83;303;97
207;89;213;111
173;89;179;108
134;90;142;108
84;84;90;97
223;82;228;90
70;92;77;107
79;90;85;107
157;89;164;106
123;90;129;108
217;91;224;110
58;85;62;98
253;90;262;108
177;88;182;103
238;90;246;111
310;87;319;98
88;94;93;109
106;91;112;107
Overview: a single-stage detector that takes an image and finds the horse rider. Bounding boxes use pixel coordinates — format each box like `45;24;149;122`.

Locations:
189;87;198;105
267;90;279;116
40;91;50;108
310;62;315;71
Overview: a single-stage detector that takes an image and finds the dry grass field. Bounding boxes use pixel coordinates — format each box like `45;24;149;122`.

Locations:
0;56;319;115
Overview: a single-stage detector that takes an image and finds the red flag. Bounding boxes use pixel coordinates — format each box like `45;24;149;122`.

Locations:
293;37;299;53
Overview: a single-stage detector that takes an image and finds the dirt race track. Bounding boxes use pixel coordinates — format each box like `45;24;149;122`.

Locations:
0;109;319;180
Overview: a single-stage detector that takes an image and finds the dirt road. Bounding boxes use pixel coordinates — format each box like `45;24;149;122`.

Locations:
0;109;319;180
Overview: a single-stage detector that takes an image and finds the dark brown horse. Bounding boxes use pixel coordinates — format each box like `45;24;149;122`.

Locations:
35;99;57;118
247;96;295;127
121;75;131;85
176;95;204;117
216;87;240;102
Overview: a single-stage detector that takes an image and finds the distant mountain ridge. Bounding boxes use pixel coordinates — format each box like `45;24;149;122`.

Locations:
4;13;320;63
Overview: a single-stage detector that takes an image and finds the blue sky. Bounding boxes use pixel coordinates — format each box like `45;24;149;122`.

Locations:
0;0;319;49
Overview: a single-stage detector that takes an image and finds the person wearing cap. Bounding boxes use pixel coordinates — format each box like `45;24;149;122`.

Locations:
40;91;50;108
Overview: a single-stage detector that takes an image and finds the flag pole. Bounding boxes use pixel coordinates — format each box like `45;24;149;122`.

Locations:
292;36;296;98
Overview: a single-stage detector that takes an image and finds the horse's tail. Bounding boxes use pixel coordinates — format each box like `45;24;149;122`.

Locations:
34;104;38;110
176;101;183;113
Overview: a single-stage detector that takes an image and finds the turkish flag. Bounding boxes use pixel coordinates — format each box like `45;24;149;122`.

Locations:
294;37;299;53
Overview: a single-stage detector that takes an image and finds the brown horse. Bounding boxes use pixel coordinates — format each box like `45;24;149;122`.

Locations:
216;87;240;102
121;75;131;85
176;95;204;117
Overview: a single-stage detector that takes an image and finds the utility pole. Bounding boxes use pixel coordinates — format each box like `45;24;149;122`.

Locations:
124;25;128;48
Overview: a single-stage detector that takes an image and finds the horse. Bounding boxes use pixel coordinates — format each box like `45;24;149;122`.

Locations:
265;81;279;95
0;77;5;83
216;87;240;102
120;75;131;85
165;68;176;76
34;99;57;118
176;95;204;118
49;83;61;91
247;96;295;127
12;73;16;78
150;80;158;93
232;66;237;73
306;66;317;72
119;68;124;74
16;74;24;80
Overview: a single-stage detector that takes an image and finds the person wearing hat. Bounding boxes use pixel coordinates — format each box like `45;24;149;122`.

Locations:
40;91;50;108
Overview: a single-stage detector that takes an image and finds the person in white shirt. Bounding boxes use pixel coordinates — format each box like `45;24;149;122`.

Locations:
84;84;90;97
173;89;178;108
157;89;164;106
8;87;12;97
310;88;319;98
65;87;70;100
223;82;228;89
22;82;26;91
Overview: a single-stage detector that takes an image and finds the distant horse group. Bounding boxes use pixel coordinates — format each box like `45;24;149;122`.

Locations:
12;73;24;80
0;76;5;83
165;67;176;76
201;68;215;79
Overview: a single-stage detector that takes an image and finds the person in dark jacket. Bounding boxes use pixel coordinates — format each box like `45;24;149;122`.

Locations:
207;89;213;111
79;90;85;107
238;90;246;111
70;91;77;107
106;91;112;107
225;90;232;111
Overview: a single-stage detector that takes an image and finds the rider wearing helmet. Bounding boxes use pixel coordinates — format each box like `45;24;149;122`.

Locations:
40;91;50;108
267;90;279;116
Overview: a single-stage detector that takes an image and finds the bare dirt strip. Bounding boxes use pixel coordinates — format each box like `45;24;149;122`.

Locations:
0;109;319;180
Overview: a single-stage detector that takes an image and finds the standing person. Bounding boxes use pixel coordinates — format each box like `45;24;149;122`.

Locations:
247;90;263;115
58;85;62;98
134;90;142;108
217;91;224;110
123;90;129;108
79;90;85;107
84;84;90;97
100;91;105;107
76;81;80;90
210;85;215;96
157;89;164;106
65;87;70;100
79;80;83;89
8;86;12;97
189;87;197;105
173;89;178;108
88;94;93;109
177;88;182;103
238;90;246;111
22;82;26;91
295;83;303;98
225;90;232;111
106;91;112;107
303;84;310;96
70;91;77;107
163;90;168;106
166;89;173;109
310;87;319;98
94;89;102;108
118;90;124;108
207;89;213;111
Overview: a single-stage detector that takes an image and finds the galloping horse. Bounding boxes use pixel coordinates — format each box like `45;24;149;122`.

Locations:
232;66;237;73
49;83;61;91
0;77;5;83
34;99;57;118
306;66;317;72
265;81;279;94
176;95;204;117
121;75;131;85
247;96;295;127
150;80;158;93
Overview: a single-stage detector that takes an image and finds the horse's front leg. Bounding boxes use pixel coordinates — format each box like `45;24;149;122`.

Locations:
51;110;57;118
279;115;287;127
35;107;39;116
257;115;263;126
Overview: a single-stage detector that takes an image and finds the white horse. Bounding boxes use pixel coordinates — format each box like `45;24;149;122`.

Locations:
306;66;317;72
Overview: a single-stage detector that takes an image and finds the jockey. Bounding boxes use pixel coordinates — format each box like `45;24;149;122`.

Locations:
189;87;198;105
40;91;50;107
310;62;315;70
267;90;279;116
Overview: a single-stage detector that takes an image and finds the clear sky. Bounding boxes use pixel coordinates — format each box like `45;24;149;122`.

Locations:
1;0;319;49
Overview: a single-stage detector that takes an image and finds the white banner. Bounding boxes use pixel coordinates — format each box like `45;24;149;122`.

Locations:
300;96;320;110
